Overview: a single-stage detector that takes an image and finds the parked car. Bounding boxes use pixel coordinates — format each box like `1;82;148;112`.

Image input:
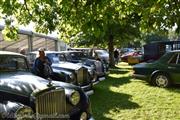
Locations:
59;51;106;84
0;51;94;120
120;48;135;55
132;50;180;87
94;49;109;65
68;48;109;74
121;50;143;64
27;51;94;95
49;51;100;84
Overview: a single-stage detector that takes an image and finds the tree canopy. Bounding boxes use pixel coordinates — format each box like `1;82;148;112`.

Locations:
0;0;180;66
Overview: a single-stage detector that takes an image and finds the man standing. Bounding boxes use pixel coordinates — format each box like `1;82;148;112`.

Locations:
32;48;53;79
114;48;119;65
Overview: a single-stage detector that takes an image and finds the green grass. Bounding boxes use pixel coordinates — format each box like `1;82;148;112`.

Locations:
90;62;180;120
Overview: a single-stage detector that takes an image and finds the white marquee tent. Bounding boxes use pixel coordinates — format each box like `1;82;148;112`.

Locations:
0;25;67;53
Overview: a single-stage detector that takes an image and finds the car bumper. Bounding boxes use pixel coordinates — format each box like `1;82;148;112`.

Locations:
98;76;106;81
81;84;94;95
92;80;99;85
85;90;94;96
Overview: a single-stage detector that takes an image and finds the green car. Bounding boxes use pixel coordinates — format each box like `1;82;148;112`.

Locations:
132;50;180;87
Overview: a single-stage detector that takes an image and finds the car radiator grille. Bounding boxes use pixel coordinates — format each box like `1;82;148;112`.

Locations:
94;61;103;73
36;89;66;120
77;68;88;85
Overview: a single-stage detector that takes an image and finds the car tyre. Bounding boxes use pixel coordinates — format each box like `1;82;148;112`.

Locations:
152;73;171;88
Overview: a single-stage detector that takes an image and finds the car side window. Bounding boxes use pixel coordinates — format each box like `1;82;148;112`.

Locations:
59;54;66;61
0;55;28;72
169;54;178;64
64;54;72;61
70;53;79;60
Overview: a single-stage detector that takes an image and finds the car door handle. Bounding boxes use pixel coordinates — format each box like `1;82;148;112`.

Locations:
168;66;176;69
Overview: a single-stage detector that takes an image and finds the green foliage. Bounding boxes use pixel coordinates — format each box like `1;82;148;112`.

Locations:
144;33;169;44
0;0;180;47
2;24;19;41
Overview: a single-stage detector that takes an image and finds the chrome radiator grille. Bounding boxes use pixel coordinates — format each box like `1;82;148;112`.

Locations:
36;89;66;119
77;68;88;85
94;61;103;73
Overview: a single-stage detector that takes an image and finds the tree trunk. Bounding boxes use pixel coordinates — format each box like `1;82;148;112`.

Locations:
108;34;115;67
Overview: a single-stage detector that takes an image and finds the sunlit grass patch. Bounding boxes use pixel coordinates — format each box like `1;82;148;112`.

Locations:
90;62;180;120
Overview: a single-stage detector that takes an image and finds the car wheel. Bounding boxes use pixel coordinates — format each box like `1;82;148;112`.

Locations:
152;73;171;88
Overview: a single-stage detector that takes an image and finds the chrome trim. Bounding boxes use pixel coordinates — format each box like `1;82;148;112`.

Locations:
132;74;147;79
99;77;105;81
85;90;94;96
36;89;66;119
92;81;99;85
77;68;88;85
81;84;91;89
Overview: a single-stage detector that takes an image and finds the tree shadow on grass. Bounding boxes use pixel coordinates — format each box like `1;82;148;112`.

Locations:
90;70;140;120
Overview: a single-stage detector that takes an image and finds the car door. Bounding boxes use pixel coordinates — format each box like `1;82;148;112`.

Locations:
167;53;180;84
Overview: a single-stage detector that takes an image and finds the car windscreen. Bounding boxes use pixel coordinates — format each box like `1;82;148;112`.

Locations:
46;53;60;63
69;52;87;60
95;50;109;56
0;55;28;72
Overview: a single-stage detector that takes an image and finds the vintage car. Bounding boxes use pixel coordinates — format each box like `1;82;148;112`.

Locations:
58;51;106;84
68;48;109;74
94;49;109;65
27;51;94;95
0;51;94;120
132;50;180;88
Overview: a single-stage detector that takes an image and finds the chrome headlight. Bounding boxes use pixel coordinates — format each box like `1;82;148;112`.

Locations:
15;106;34;120
69;90;80;105
69;73;75;80
88;69;94;76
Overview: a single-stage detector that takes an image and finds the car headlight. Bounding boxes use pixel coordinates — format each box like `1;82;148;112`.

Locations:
69;90;80;105
88;69;94;76
69;73;75;80
15;106;34;120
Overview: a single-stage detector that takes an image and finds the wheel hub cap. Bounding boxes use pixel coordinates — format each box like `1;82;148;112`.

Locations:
156;75;168;87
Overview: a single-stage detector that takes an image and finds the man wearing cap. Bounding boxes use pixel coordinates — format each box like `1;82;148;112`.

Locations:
32;48;53;79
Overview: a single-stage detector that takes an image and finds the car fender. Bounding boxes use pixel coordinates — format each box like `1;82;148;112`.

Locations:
52;68;76;83
150;70;170;81
0;101;27;119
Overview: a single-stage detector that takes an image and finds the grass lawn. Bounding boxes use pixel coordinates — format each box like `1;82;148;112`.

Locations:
90;62;180;120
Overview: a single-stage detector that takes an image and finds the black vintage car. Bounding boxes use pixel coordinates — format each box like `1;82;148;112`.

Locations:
27;51;94;95
59;51;106;83
0;51;94;120
68;48;109;74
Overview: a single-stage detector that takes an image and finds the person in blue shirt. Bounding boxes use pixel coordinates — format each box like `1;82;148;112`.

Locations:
32;48;53;79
